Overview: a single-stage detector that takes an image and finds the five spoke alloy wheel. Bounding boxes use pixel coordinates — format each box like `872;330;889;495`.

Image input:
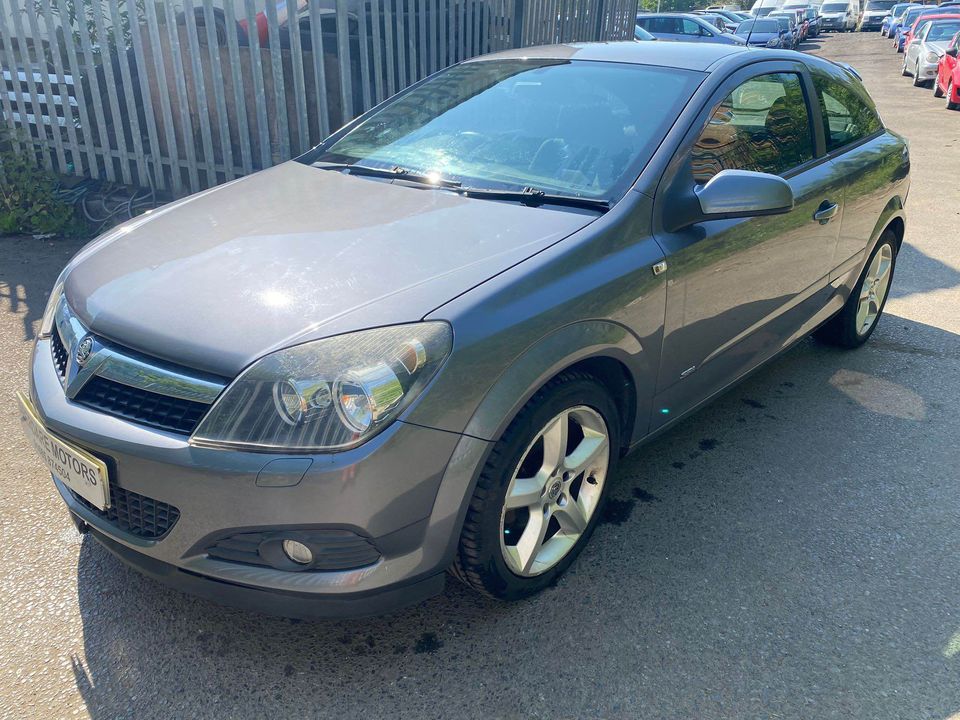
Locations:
815;230;898;348
856;241;893;337
500;406;610;577
452;371;620;600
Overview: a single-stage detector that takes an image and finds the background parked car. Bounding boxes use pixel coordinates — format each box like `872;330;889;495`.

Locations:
902;10;960;53
902;16;960;82
894;5;946;49
933;29;960;107
771;8;811;38
634;13;747;44
820;0;859;30
735;17;791;45
696;12;735;32
803;8;824;36
860;0;899;30
694;9;745;32
881;3;919;34
771;13;803;46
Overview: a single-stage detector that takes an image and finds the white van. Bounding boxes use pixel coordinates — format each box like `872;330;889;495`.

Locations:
750;0;786;16
819;0;859;30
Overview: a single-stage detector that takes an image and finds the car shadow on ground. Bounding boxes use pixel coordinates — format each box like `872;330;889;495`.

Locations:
0;236;86;342
68;313;960;719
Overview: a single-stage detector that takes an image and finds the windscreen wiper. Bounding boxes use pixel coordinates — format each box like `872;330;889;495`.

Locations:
311;161;462;188
452;186;610;212
313;162;608;212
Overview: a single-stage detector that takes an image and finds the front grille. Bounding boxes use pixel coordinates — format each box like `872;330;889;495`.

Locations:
72;484;180;540
207;530;382;571
74;376;209;435
51;327;68;381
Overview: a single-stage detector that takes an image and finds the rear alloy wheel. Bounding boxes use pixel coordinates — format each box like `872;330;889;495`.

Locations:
815;231;897;348
451;372;619;600
912;60;925;87
948;80;960;110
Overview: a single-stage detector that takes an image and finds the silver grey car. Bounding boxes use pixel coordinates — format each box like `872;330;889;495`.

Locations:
902;17;960;85
21;41;909;618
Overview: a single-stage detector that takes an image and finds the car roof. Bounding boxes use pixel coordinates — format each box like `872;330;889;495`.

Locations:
473;41;749;72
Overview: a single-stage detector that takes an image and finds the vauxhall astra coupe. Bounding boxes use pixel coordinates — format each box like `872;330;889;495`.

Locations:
20;41;909;617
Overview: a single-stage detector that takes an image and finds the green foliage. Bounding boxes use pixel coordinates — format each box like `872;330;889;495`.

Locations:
639;0;743;10
0;134;83;237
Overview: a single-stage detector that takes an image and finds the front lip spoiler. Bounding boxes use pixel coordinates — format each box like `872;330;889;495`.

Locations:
81;520;447;619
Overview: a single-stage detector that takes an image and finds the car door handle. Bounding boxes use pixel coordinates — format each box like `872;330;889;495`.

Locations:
813;201;839;224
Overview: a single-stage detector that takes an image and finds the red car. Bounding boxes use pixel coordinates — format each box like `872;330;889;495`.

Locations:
934;30;960;110
904;13;960;54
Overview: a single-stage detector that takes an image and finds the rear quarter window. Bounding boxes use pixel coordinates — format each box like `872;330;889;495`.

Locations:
811;67;883;152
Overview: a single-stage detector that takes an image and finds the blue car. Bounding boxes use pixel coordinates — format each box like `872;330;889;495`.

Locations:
881;3;918;36
733;17;788;46
894;6;943;50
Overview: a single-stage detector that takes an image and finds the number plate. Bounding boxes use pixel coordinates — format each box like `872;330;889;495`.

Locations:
17;391;110;510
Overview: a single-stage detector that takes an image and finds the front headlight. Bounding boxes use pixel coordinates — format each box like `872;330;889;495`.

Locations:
766;37;780;46
38;275;65;339
190;322;452;452
925;51;941;64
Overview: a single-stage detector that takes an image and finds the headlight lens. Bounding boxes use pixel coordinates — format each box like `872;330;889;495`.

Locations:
766;38;780;46
38;275;65;339
190;322;452;452
925;51;940;64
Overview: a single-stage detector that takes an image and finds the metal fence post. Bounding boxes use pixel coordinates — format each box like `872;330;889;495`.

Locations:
512;0;526;46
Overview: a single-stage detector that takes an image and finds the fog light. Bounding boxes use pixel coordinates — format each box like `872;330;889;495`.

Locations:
282;539;313;565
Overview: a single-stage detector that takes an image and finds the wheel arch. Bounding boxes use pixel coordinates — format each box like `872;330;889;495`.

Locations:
459;319;652;455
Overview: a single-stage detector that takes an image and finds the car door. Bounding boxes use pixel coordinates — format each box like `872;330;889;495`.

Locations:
807;63;906;279
649;61;847;430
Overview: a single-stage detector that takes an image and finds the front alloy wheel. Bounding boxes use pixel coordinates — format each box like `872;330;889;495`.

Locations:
451;371;620;600
948;80;960;110
500;406;609;577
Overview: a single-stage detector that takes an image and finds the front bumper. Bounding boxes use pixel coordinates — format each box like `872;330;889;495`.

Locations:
31;337;491;617
917;59;940;80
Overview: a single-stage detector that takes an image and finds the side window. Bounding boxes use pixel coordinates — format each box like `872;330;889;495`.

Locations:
683;18;707;35
811;68;883;152
691;72;814;184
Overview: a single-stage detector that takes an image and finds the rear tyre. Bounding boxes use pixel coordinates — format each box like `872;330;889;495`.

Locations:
902;58;911;77
451;372;620;600
815;230;898;349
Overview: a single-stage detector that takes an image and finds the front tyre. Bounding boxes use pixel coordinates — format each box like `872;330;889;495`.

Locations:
451;372;620;600
815;231;897;348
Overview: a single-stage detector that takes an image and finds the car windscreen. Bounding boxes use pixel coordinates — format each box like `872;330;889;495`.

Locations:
821;3;848;12
865;1;896;10
303;60;704;202
738;18;780;31
927;19;960;39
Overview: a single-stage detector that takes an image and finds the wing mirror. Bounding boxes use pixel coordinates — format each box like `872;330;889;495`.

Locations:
666;170;794;232
948;46;959;57
695;170;794;219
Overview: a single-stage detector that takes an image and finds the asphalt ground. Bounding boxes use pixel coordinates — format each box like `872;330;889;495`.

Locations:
1;30;959;720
